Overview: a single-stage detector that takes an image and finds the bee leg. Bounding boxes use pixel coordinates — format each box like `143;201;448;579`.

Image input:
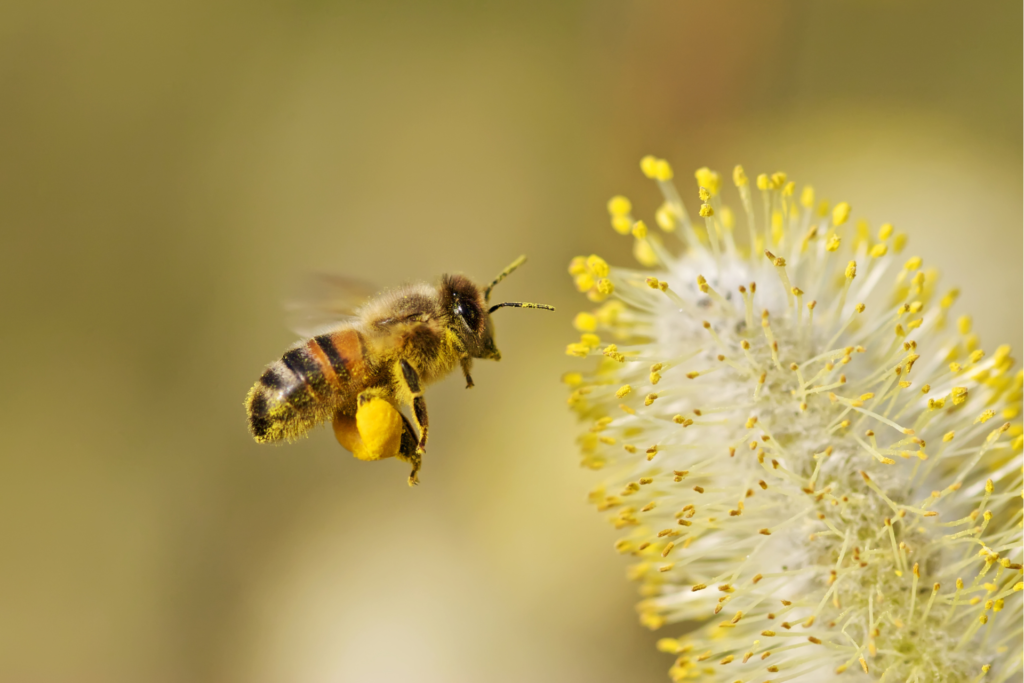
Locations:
412;396;429;454
398;359;429;454
396;413;422;486
460;356;475;389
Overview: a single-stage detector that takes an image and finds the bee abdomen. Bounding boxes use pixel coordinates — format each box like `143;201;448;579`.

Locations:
246;350;330;443
246;330;366;443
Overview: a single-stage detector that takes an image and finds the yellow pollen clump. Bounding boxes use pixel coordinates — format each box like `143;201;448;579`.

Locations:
632;221;649;239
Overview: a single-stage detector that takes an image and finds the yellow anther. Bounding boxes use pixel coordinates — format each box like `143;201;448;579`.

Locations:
826;234;841;251
976;410;995;424
633;239;657;267
940;288;960;309
611;215;632;234
694;167;720;195
595;300;624;325
568;256;587;275
561;372;583;386
632;221;649;239
845;261;857;279
870;243;888;258
654;159;673;181
607;195;632;216
615;385;632;398
770;172;787;189
969;349;985;364
655;203;677;231
698;187;710;202
586;255;609;278
574;272;595;292
699;203;714;217
756;173;770;190
951;387;968;405
720;205;735;230
877;223;893;241
656;638;680;654
893;233;907;252
580;333;601;348
640;612;665;629
832;201;851;226
603;344;625;362
697;275;709;293
566;343;590;358
640;155;659;178
597;278;614;295
943;431;955;442
782;181;795;197
800;185;814;208
573;312;598;332
904;256;922;271
733;165;748;187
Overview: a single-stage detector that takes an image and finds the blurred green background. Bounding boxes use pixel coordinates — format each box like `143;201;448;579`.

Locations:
1;1;1020;681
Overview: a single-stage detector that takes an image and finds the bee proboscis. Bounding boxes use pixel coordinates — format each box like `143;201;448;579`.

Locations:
244;256;554;485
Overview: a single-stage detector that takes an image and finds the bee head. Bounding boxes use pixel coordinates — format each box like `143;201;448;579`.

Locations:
441;256;555;362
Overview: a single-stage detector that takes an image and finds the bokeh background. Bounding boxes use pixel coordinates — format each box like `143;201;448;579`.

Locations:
1;1;1020;681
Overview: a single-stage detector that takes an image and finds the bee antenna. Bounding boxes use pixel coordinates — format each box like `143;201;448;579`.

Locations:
484;255;528;303
488;301;556;314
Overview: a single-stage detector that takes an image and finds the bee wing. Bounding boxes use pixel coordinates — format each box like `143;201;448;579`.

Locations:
284;273;380;338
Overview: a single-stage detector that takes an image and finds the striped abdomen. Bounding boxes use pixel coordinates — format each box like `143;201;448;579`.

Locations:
246;329;367;443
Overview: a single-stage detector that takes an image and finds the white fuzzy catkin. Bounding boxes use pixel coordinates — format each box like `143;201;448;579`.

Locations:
565;159;1023;682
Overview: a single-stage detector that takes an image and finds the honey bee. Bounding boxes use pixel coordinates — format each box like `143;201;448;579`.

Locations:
245;256;554;485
